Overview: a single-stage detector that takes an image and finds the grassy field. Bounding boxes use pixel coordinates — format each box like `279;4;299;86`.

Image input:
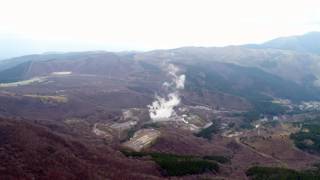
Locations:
0;77;46;88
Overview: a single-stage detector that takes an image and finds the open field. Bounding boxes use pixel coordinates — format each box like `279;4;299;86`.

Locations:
24;94;68;103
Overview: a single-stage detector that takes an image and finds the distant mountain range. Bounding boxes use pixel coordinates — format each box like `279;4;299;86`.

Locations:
0;36;123;60
245;32;320;54
1;41;320;105
1;31;320;60
0;31;317;117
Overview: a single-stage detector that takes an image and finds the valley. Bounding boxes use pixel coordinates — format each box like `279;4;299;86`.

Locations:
2;33;320;179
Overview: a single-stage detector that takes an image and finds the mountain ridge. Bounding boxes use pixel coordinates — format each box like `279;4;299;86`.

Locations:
245;31;320;54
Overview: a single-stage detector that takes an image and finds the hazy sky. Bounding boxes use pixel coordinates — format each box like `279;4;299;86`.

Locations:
1;0;320;53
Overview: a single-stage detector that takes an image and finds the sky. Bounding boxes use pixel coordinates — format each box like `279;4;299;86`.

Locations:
0;0;320;58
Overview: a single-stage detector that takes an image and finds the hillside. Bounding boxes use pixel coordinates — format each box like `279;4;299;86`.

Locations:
0;118;161;180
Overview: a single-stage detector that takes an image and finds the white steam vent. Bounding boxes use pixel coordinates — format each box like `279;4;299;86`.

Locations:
148;63;186;122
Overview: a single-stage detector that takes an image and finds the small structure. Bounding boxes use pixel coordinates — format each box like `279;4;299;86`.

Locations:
122;129;161;152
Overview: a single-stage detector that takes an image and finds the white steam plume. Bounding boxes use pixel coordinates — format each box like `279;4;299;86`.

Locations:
148;63;186;122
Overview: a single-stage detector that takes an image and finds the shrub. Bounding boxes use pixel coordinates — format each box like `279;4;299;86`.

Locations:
195;121;219;140
203;155;230;164
290;118;320;154
121;151;219;176
246;166;320;180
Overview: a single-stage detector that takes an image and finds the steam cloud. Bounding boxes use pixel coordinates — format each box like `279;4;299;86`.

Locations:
148;64;186;122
